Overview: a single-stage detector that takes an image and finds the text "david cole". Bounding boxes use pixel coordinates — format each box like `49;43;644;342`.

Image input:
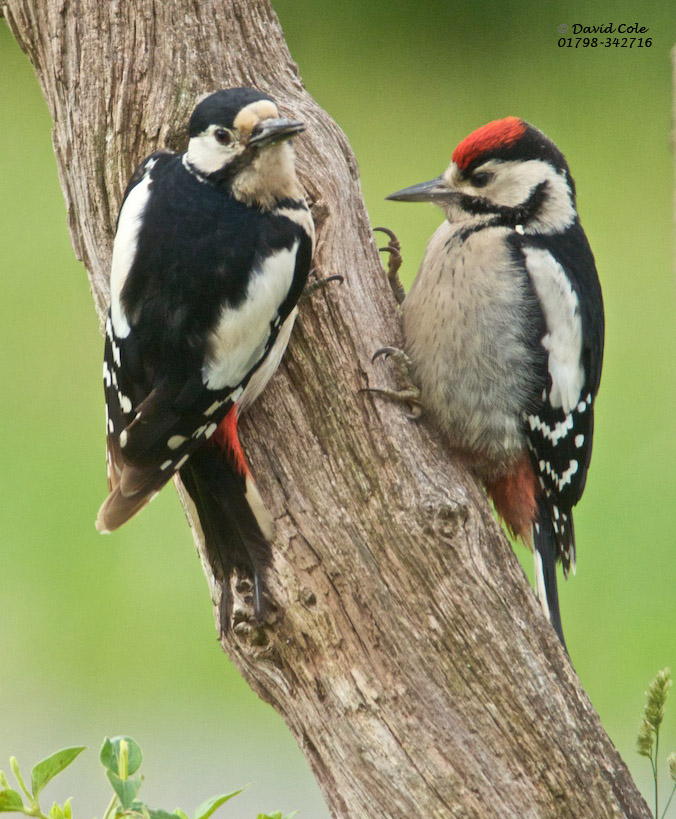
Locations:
572;23;648;34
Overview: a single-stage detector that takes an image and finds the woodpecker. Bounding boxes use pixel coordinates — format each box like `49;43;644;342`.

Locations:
96;88;314;619
376;117;604;646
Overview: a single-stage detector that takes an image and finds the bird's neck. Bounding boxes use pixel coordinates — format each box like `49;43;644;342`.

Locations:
231;142;304;211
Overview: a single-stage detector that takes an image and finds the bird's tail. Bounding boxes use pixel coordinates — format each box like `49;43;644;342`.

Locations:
533;495;570;649
179;408;273;626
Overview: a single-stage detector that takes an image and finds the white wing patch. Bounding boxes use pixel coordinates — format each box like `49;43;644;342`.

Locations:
203;240;299;390
239;307;298;411
110;173;153;338
524;246;583;414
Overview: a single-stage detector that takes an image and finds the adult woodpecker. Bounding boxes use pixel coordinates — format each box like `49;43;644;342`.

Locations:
96;88;314;619
375;117;604;646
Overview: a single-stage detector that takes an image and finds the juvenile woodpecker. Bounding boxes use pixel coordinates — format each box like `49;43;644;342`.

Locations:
377;117;604;645
96;88;314;619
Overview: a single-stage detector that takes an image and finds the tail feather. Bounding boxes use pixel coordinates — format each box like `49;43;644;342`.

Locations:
96;485;158;533
533;496;568;649
179;444;273;623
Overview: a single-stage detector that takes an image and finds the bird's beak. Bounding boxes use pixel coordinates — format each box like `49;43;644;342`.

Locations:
248;117;305;148
386;176;458;203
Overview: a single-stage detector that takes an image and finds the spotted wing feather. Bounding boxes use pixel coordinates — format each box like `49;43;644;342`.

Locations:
519;224;603;573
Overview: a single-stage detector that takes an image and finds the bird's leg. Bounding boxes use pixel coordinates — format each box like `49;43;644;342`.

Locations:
365;345;423;420
374;226;406;305
302;268;344;300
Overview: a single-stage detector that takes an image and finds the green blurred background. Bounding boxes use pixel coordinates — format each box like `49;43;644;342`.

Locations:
1;1;674;816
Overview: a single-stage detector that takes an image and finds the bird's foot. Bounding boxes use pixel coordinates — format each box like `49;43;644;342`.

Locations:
374;226;405;305
302;268;344;300
365;345;423;420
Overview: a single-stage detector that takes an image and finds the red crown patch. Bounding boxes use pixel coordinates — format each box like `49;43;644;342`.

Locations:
452;117;526;170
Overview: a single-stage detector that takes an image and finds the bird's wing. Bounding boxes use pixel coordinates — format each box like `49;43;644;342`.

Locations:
519;236;602;573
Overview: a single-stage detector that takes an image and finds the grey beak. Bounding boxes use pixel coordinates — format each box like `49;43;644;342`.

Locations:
248;117;305;147
386;176;456;203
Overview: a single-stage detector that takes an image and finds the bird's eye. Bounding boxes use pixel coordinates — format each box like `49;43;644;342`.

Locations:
471;171;493;188
214;128;233;146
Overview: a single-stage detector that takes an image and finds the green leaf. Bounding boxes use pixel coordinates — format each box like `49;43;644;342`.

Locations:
192;789;246;819
173;810;189;819
31;747;86;798
48;802;64;819
0;789;25;813
148;810;178;819
114;800;147;819
106;772;142;809
257;813;297;819
100;738;142;777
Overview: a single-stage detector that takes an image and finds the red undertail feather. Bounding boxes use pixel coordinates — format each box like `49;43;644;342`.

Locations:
485;456;540;543
452;117;526;170
210;406;249;476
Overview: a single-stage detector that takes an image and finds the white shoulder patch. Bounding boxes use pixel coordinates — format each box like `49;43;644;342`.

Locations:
524;246;583;414
203;240;300;390
110;173;153;338
274;203;315;252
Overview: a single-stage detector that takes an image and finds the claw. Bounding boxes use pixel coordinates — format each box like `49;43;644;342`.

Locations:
374;226;401;250
366;344;422;420
362;385;423;421
302;272;344;300
372;345;400;364
378;245;402;259
374;226;405;305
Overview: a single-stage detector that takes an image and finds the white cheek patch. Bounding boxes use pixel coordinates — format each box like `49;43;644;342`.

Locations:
524;246;584;414
475;159;576;233
111;173;152;338
186;127;241;176
202;240;299;390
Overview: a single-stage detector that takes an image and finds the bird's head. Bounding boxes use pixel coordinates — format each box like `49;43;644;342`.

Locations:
186;87;305;208
387;117;577;234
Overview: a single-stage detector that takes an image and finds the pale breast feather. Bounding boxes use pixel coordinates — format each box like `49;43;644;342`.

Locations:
202;239;300;390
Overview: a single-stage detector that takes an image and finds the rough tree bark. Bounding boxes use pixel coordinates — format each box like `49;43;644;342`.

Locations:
2;1;650;816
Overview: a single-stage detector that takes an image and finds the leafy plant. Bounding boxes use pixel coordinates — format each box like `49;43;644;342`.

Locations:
637;668;676;818
0;737;294;819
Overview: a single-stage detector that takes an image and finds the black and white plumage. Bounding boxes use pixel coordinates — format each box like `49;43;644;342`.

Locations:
385;117;604;646
97;88;314;619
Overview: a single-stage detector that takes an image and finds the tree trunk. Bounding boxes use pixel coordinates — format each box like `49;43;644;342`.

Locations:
2;1;650;816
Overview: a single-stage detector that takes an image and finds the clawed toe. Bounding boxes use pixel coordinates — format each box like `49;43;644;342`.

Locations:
302;270;345;300
374;226;401;252
374;226;405;305
371;345;401;363
365;344;422;419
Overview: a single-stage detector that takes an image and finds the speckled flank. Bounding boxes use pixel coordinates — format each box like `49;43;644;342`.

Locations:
403;221;540;478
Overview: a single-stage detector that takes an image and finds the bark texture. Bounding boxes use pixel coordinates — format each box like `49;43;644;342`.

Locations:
3;1;650;816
